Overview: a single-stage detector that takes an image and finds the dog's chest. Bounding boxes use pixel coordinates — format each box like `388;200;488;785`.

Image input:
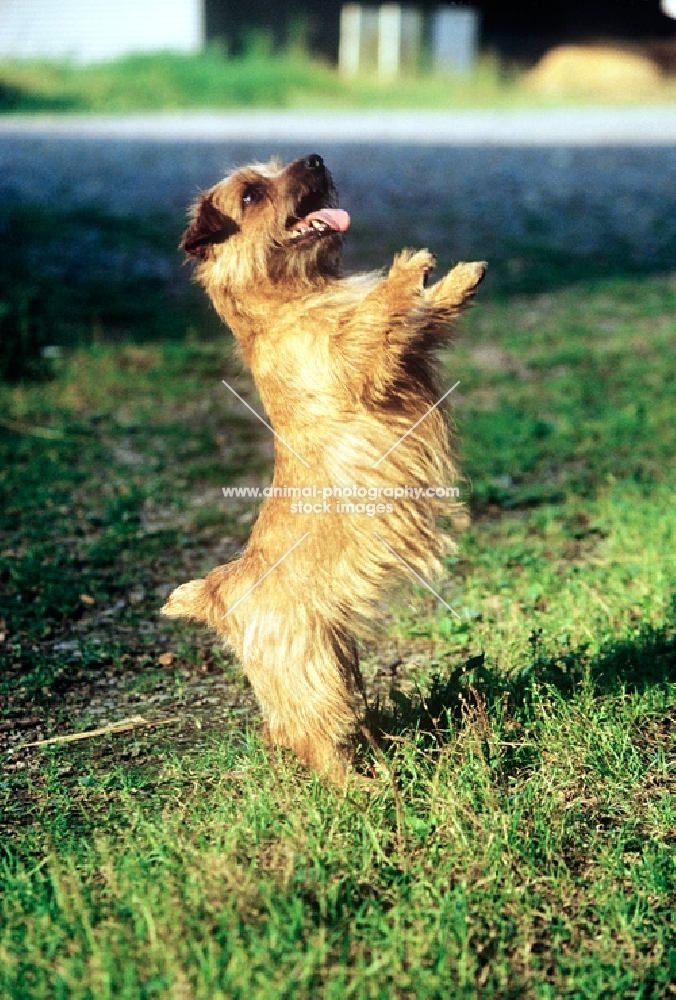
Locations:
251;326;346;418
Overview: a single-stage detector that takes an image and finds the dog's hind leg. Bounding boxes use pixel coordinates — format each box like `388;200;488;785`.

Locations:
244;617;361;784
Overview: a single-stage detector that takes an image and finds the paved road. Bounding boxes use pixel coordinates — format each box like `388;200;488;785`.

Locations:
1;108;674;283
1;106;675;144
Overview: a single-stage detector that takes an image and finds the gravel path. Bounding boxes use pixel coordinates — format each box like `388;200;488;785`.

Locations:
1;109;675;279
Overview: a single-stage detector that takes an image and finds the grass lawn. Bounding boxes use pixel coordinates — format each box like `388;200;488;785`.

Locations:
0;246;674;997
2;47;676;114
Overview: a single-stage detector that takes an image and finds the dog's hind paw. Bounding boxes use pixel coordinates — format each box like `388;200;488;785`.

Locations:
161;579;207;620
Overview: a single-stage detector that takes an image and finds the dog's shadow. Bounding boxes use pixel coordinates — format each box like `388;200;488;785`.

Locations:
367;599;676;750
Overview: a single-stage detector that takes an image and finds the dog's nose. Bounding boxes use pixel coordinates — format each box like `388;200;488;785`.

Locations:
304;153;324;172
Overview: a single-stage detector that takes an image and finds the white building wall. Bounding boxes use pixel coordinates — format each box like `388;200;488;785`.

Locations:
0;0;204;61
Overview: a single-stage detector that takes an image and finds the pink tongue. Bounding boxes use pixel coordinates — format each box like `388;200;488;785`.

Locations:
294;208;350;232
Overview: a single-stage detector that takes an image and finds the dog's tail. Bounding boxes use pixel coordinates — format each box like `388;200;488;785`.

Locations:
161;579;209;622
161;560;242;627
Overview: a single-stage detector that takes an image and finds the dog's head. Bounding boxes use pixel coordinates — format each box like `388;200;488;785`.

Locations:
181;154;349;297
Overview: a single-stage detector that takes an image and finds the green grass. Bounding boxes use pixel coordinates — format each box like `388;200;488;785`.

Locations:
1;271;675;997
2;46;676;114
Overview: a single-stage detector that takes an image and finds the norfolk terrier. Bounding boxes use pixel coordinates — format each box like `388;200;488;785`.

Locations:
162;153;485;783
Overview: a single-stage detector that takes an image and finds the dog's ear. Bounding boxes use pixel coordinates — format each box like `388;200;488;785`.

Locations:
181;194;240;259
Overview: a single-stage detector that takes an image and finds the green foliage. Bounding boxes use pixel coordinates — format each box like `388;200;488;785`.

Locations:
0;48;348;113
2;48;672;115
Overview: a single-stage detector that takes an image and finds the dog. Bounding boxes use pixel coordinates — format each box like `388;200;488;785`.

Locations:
161;153;485;783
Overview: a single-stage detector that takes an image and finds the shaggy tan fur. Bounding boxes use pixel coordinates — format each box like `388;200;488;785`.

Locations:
161;153;485;783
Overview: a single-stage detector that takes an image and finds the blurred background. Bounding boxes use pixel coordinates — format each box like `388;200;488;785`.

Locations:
1;0;676;377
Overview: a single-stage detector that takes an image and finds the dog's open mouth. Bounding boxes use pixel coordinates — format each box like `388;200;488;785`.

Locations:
286;207;351;242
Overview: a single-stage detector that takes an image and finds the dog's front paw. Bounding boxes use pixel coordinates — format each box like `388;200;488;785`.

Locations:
427;260;487;309
449;260;487;295
161;579;207;620
389;249;437;292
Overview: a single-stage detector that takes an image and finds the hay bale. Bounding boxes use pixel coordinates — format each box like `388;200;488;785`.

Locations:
646;39;676;77
527;44;663;100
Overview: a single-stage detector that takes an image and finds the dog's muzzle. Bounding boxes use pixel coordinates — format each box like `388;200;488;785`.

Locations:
285;154;350;242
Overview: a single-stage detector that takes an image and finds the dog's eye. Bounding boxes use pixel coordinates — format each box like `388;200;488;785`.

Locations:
241;184;265;208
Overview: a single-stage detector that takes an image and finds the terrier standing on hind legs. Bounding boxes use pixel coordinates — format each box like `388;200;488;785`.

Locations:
161;153;485;783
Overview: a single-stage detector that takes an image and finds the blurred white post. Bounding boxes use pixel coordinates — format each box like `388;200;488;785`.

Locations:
432;6;480;75
400;7;423;75
661;0;676;16
360;7;381;74
339;4;362;77
378;4;401;80
339;3;423;78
